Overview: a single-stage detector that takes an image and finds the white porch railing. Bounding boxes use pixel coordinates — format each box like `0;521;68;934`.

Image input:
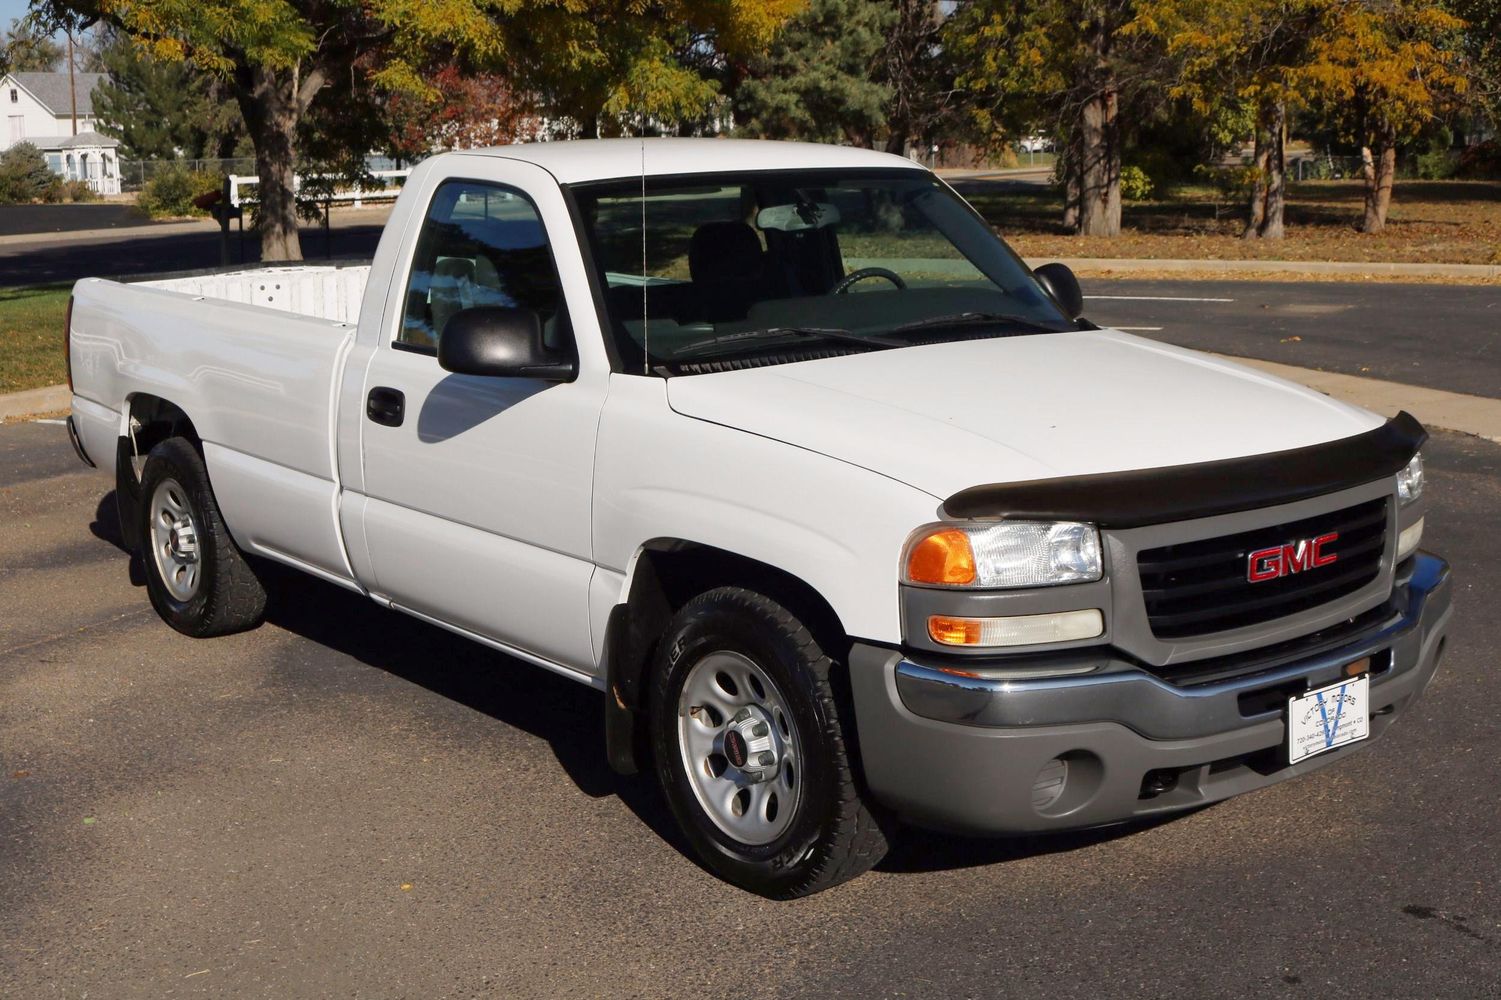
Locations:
86;176;122;195
227;169;411;209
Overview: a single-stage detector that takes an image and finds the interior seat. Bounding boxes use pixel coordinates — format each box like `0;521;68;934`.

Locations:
688;221;769;323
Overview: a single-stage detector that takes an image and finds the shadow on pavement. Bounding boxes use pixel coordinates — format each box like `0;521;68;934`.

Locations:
876;813;1187;874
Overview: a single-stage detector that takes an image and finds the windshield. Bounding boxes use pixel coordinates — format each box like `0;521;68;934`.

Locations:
568;168;1071;373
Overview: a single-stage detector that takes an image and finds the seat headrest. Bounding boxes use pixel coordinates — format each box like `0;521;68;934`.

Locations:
689;221;763;284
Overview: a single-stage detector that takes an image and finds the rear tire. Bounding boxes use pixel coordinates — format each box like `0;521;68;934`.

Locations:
648;587;889;898
137;437;266;637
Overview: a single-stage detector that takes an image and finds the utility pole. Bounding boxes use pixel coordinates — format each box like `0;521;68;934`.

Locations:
67;30;77;135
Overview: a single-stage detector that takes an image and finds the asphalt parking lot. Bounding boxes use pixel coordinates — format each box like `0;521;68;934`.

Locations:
2;398;1499;995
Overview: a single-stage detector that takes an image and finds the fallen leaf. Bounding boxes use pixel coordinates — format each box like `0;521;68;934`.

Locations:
82;817;96;825
1280;335;1302;343
401;883;413;891
11;771;27;779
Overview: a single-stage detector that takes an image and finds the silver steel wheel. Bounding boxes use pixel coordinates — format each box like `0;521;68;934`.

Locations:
677;650;804;846
148;477;201;603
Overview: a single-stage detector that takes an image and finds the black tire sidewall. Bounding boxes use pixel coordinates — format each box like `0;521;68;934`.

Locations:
138;439;225;634
650;592;843;893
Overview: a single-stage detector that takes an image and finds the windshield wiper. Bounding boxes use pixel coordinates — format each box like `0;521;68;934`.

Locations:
886;311;1066;336
671;325;907;358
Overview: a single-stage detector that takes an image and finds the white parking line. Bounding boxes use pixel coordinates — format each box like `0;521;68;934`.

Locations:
1114;326;1164;331
1084;295;1235;302
32;418;66;425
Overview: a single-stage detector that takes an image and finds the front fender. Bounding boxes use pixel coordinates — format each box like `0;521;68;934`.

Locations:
592;376;941;646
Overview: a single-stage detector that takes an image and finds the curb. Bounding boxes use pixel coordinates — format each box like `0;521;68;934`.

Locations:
0;383;69;420
1027;256;1501;280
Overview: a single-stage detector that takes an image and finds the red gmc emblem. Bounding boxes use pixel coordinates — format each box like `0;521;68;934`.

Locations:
1247;532;1339;582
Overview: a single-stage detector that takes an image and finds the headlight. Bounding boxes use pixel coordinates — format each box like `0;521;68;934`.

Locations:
904;521;1103;589
1397;451;1424;506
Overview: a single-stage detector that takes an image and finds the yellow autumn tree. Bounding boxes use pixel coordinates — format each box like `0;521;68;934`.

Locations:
1297;0;1468;234
1133;0;1322;240
31;0;802;260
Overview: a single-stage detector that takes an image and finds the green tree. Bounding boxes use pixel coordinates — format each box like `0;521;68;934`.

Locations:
735;0;895;147
881;0;959;156
1448;0;1501;132
1299;0;1468;233
0;141;61;202
1;17;62;73
93;30;245;159
947;0;1164;236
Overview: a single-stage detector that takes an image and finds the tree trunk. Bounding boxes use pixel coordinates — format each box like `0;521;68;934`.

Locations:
1243;121;1269;239
1061;134;1081;230
1361;126;1397;234
233;64;327;262
1258;101;1286;239
1077;85;1120;236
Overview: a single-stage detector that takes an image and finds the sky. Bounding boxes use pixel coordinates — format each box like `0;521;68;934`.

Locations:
1;1;65;42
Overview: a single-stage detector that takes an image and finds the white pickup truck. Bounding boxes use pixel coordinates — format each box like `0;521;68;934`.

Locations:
66;139;1451;898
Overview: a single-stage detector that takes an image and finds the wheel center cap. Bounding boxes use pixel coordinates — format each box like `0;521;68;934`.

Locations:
721;705;781;784
724;730;749;769
168;520;197;560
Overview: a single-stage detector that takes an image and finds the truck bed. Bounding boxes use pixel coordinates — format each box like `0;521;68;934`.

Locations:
137;264;371;324
69;263;368;590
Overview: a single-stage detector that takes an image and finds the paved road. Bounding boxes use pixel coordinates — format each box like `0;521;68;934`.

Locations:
1;417;1497;998
0;203;154;237
1081;279;1501;400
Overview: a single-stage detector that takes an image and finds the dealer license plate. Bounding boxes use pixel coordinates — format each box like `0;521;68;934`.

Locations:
1287;674;1370;764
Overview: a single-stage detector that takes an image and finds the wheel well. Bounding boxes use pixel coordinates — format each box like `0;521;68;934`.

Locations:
116;395;201;552
125;394;201;459
603;540;849;775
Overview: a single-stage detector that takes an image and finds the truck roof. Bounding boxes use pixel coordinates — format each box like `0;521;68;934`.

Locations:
453;137;927;185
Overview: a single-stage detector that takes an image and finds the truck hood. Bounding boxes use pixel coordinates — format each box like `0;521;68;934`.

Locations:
665;330;1384;501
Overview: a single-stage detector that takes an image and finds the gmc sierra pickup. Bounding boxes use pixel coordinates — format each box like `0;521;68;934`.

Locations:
66;139;1451;898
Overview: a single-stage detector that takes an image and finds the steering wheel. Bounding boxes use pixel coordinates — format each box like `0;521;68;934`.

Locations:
830;267;908;295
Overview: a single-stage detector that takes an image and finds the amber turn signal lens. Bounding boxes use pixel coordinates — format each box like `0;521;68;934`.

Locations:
928;615;982;645
906;528;977;586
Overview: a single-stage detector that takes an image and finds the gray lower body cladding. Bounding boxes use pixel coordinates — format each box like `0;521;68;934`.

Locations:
848;552;1452;835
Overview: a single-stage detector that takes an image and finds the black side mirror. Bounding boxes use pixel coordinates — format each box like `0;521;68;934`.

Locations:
1033;262;1084;321
437;307;576;381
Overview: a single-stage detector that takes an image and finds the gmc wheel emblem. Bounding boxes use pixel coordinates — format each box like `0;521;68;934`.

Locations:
1248;532;1339;582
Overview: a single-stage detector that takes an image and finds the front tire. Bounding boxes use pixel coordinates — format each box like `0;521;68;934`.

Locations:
137;437;267;637
648;587;889;898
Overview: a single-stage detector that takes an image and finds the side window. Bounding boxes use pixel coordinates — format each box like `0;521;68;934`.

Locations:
398;180;565;350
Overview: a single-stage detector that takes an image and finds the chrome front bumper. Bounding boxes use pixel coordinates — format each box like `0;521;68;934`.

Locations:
848;553;1452;834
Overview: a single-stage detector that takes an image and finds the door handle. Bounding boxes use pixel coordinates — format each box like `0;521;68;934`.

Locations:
366;386;405;427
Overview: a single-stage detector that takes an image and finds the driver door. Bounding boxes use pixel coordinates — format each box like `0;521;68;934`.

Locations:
356;173;603;673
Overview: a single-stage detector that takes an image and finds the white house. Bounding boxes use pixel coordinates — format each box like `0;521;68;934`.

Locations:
2;71;121;194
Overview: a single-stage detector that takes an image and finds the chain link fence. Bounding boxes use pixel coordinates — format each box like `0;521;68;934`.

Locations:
1290;151;1462;182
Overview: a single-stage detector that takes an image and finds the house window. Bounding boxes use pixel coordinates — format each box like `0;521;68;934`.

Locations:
9;89;17;103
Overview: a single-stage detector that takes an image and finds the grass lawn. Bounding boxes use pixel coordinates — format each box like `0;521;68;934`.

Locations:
967;179;1501;266
0;284;71;394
